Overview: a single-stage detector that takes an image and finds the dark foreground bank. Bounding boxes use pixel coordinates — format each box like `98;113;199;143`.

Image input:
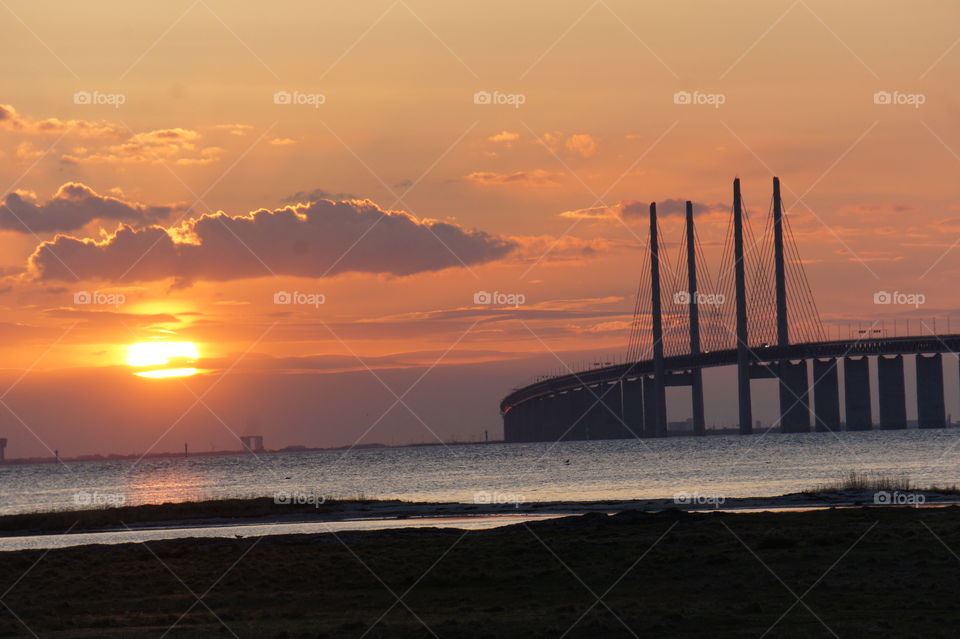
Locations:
1;506;959;638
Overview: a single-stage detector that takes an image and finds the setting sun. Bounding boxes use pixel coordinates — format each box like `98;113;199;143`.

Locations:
126;341;199;378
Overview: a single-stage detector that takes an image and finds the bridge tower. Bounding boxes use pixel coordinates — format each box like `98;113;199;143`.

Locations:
648;202;668;436
773;177;789;347
773;177;811;432
733;178;753;434
685;201;706;435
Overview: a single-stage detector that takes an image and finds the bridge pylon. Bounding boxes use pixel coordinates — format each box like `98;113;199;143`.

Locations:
648;202;668;436
684;201;706;435
733;178;753;434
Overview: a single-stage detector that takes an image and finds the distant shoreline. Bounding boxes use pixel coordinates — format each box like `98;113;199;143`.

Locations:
6;423;957;465
0;439;500;465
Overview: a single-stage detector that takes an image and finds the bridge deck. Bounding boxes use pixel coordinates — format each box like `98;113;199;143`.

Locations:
501;334;960;413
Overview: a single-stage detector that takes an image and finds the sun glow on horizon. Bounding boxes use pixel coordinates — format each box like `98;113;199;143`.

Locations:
127;341;199;379
135;367;199;379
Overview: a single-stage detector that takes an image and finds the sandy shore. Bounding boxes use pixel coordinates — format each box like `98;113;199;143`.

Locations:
1;504;960;637
3;489;960;537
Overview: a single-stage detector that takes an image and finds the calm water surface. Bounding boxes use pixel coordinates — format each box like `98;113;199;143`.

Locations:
2;429;959;516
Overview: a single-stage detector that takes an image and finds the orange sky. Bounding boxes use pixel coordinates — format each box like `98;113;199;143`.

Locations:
1;1;959;457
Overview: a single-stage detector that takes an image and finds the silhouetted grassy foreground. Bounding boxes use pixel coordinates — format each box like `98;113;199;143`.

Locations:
2;507;960;637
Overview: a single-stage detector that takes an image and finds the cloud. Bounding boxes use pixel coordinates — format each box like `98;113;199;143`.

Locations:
835;203;916;220
560;199;724;221
565;133;598;158
269;137;297;146
0;182;182;233
0;104;123;138
14;142;43;163
281;188;359;204
44;307;181;329
212;123;254;136
466;170;560;187
0;106;225;166
535;131;598;158
60;128;223;166
509;234;618;263
488;131;520;144
935;217;960;232
29;199;517;284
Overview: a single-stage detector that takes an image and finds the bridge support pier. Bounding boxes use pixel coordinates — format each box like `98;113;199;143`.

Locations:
583;384;608;440
503;405;518;442
690;369;705;435
568;388;591;440
642;376;659;438
878;355;907;430
508;401;528;442
844;357;872;430
812;358;840;432
545;393;561;441
531;397;545;441
778;360;811;432
522;400;537;442
917;353;946;428
595;381;625;439
557;391;576;440
622;378;644;437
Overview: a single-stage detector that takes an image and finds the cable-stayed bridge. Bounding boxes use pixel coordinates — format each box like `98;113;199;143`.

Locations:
501;178;959;441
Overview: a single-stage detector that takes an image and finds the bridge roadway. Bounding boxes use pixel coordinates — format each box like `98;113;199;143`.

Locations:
500;334;960;439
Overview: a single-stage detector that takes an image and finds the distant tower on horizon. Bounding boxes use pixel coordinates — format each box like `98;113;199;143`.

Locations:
240;435;265;453
0;438;6;463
